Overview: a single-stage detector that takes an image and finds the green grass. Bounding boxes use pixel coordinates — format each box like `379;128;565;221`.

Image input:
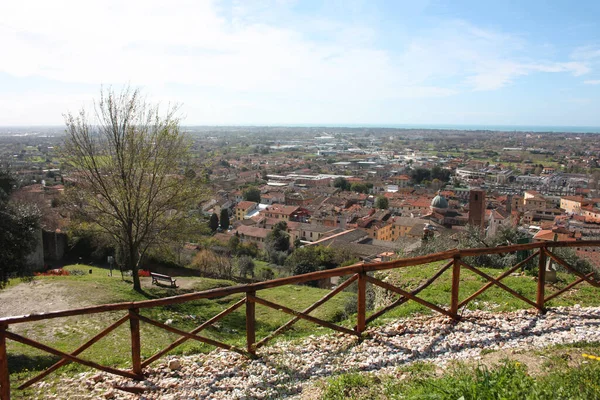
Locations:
321;357;600;400
367;260;600;324
4;261;600;398
4;265;355;397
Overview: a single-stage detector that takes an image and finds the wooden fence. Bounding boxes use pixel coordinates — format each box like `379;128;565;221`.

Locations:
1;240;600;399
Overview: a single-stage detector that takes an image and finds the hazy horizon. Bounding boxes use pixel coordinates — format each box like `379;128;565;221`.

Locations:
2;123;600;135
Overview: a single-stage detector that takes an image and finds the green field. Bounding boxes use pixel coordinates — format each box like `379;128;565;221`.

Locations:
3;265;355;397
3;261;600;398
367;260;600;323
320;341;600;400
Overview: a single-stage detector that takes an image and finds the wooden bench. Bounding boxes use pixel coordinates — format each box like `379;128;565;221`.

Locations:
150;272;177;288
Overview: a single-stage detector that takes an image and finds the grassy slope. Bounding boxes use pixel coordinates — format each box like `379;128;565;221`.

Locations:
5;261;600;398
368;260;599;323
320;342;600;400
5;265;354;397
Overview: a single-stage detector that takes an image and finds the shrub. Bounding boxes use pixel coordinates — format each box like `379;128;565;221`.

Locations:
256;266;275;281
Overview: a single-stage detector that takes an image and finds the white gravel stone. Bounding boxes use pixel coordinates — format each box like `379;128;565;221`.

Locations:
168;359;182;371
30;306;600;399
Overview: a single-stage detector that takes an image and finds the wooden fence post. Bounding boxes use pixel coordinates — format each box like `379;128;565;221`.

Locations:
357;272;366;334
450;256;461;320
537;247;547;312
246;291;256;355
129;309;142;377
0;324;10;400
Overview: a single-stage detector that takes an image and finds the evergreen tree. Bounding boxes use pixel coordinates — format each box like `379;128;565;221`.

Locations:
375;196;389;209
0;168;40;288
219;208;230;230
209;212;219;232
243;187;261;203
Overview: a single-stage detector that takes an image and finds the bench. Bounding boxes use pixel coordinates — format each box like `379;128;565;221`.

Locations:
150;272;177;288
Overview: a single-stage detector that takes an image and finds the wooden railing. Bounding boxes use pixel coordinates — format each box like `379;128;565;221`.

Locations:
1;240;600;399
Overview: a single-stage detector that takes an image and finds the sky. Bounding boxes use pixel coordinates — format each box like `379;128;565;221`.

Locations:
1;0;600;127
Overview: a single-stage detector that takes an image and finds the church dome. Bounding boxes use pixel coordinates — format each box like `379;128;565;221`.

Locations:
431;193;448;209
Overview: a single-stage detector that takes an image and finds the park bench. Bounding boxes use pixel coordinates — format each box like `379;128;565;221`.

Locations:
150;272;177;288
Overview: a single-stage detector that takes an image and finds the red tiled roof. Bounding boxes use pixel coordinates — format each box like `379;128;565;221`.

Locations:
236;201;257;210
235;225;269;239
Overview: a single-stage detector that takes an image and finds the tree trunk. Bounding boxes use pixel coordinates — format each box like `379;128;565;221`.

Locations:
129;245;141;292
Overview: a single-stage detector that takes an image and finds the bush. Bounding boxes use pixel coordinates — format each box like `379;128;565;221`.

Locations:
235;256;255;278
68;269;86;276
189;249;233;278
256;266;276;281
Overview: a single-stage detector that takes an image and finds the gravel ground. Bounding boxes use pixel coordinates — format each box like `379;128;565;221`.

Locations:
30;305;600;399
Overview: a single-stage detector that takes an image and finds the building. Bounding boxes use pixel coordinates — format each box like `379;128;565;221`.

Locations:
389;217;431;241
391;174;411;188
560;196;587;214
469;189;486;229
523;190;546;211
233;225;270;249
234;201;258;221
261;204;310;222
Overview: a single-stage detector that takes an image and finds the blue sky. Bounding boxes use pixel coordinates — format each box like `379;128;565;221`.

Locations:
1;0;599;126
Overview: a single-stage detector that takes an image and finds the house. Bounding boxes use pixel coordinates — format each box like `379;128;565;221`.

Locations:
485;208;510;237
261;204;310;222
523;191;546;211
560;196;587;214
389;217;432;241
235;201;258;221
391;174;411;188
533;229;578;242
233;225;270;249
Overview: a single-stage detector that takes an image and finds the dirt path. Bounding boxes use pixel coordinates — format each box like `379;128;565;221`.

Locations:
0;280;87;319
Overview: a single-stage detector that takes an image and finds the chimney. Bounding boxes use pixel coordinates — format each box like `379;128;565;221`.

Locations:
469;189;486;230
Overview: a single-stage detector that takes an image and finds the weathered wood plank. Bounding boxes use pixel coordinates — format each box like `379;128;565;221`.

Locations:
365;275;455;318
255;274;358;350
357;273;367;333
545;249;600;288
136;315;249;357
19;314;130;389
5;331;140;380
458;250;540;309
249;295;359;337
129;309;142;376
2;241;600;325
545;272;595;303
246;291;256;355
0;325;10;400
141;298;246;368
537;248;547;312
365;261;452;325
450;256;461;319
459;261;539;310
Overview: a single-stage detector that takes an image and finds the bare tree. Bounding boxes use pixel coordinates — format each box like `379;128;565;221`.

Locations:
62;87;201;291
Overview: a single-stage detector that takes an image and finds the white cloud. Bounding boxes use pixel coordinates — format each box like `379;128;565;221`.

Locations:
0;0;456;105
571;46;600;61
584;80;600;85
0;1;594;124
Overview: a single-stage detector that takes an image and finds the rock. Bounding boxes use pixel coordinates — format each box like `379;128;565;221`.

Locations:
103;389;115;399
168;359;182;370
39;306;600;399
